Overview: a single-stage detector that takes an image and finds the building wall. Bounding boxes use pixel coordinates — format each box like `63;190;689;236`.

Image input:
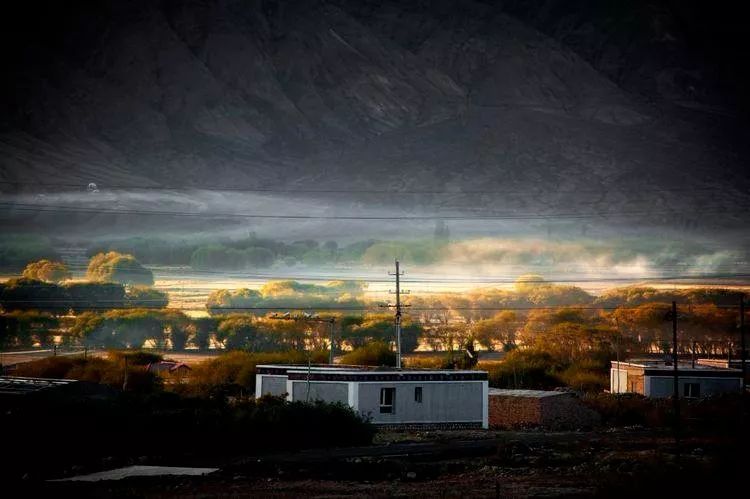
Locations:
610;368;628;393
488;393;600;429
259;375;288;397
646;376;742;398
627;373;645;394
488;395;542;427
357;381;484;425
291;381;349;404
610;367;644;394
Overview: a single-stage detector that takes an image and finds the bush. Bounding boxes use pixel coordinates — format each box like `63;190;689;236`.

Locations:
12;355;162;393
65;281;126;312
126;286;168;308
181;350;328;399
0;278;69;313
107;350;163;366
486;349;562;390
21;259;71;283
87;251;154;286
581;393;669;427
1;390;375;481
403;355;448;369
340;342;396;367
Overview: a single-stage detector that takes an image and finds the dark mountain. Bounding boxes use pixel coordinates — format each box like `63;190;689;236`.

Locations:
0;0;748;233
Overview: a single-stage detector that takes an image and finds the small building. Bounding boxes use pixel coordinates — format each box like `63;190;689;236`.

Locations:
488;388;600;429
146;361;191;377
256;365;489;429
145;361;192;384
0;376;115;402
610;359;743;398
696;358;750;385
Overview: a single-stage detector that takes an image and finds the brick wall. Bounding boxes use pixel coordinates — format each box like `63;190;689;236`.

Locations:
488;394;543;428
489;392;600;429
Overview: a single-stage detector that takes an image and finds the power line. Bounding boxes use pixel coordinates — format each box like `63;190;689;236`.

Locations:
5;272;750;287
0;180;740;195
1;202;747;221
2;303;747;311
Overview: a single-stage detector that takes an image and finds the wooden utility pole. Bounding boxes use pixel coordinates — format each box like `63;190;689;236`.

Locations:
671;301;680;460
741;294;746;391
382;260;409;368
672;301;679;399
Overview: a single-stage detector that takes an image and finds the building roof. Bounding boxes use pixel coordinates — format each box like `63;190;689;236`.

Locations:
257;364;488;382
0;376;77;395
488;388;570;398
146;361;192;372
613;359;741;371
612;359;742;378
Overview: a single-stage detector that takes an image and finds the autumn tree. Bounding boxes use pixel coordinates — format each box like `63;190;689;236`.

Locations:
126;286;168;309
611;303;672;353
471;311;518;351
87;251;154;286
22;259;71;283
191;317;218;350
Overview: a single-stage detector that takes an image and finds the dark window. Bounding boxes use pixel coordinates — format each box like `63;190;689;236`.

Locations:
683;383;700;398
415;386;423;403
380;387;395;413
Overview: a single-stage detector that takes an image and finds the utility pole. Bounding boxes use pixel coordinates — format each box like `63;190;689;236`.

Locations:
741;294;746;391
123;355;129;392
328;318;336;365
671;300;680;460
382;260;409;368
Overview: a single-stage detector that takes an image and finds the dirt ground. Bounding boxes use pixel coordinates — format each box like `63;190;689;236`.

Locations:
23;427;745;498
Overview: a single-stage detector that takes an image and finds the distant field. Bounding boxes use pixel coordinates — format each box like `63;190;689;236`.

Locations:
0;349;222;369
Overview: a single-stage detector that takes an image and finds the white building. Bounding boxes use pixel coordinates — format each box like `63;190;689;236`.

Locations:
256;365;489;429
610;359;743;398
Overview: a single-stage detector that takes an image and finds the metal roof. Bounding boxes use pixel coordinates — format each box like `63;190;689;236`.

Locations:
0;376;76;395
488;388;570;398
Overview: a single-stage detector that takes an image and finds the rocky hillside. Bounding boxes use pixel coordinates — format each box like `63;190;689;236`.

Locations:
0;0;747;231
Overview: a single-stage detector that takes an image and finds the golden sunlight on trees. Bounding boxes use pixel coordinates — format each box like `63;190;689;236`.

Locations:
471;310;518;351
86;251;154;286
340;342;397;366
22;259;71;283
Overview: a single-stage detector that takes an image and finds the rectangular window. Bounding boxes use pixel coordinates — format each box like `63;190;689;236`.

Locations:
683;383;700;398
380;387;395;413
415;386;423;403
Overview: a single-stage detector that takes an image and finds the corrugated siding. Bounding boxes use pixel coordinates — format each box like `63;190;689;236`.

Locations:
292;381;349;404
647;376;741;397
358;382;483;424
260;375;287;396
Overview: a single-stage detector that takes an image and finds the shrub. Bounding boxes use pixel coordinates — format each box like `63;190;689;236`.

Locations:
181;350;328;399
107;350;163;366
87;251;154;286
403;355;448;369
12;355;162;393
486;349;562;389
64;281;126;312
21;259;71;283
340;341;396;366
0;278;69;313
126;286;168;308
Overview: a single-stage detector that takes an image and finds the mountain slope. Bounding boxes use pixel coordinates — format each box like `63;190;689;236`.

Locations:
0;0;747;234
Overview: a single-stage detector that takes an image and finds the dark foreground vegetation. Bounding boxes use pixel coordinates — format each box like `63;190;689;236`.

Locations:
2;387;375;483
8;394;749;496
